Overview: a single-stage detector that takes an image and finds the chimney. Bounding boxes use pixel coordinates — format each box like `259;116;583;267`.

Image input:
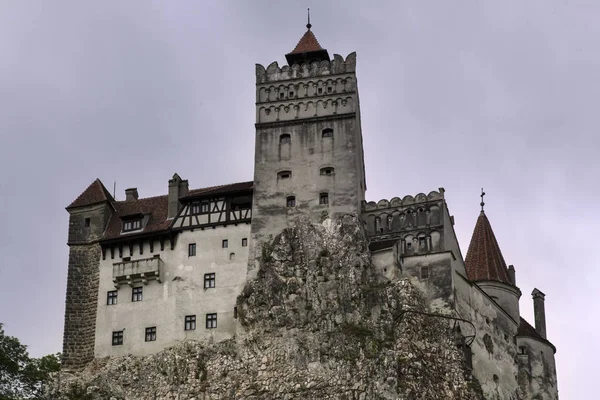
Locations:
168;173;188;219
125;188;138;201
532;288;547;339
507;265;516;286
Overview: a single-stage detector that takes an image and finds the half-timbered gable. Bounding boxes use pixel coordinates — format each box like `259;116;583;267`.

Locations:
172;183;253;231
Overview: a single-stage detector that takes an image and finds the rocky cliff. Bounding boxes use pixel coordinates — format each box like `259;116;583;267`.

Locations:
49;215;482;399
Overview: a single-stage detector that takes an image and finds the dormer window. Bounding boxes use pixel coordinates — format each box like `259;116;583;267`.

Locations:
200;202;210;213
123;218;142;232
190;203;201;215
322;128;333;138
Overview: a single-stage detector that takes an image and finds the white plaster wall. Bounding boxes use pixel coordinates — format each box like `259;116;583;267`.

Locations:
454;272;520;398
94;224;251;357
371;248;399;280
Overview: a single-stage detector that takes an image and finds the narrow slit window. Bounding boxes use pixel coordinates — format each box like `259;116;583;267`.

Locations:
84;218;91;227
320;167;335;176
421;266;430;280
200;202;210;213
188;243;196;257
322;128;333;138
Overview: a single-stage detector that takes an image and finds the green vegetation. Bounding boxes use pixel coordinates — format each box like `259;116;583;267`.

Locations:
0;323;60;399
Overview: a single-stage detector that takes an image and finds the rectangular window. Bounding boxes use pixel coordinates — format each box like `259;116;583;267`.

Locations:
222;239;228;248
421;266;430;280
188;243;196;257
419;237;427;248
107;290;118;305
234;306;238;319
201;202;210;213
204;273;215;289
123;219;142;232
319;193;329;205
132;287;143;302
84;218;91;227
242;238;248;247
190;204;201;215
145;327;156;342
286;196;296;207
185;315;196;331
112;330;123;346
206;313;217;329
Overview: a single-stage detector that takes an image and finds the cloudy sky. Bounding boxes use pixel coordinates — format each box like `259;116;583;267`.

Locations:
0;1;596;397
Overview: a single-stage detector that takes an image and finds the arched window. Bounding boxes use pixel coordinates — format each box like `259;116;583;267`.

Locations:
320;167;335;175
319;193;329;205
229;253;235;260
277;171;292;179
374;217;381;233
387;215;393;231
322;128;333;138
280;134;291;144
286;196;296;207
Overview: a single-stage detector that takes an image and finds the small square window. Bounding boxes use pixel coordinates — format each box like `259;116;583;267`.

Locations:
112;330;123;346
84;218;91;227
242;238;248;247
406;242;412;250
189;243;196;257
145;327;156;342
322;128;333;138
289;91;294;97
206;313;217;329
421;266;430;280
185;315;196;331
286;196;296;207
132;287;143;302
327;86;333;93
107;290;118;305
319;193;329;205
204;273;215;289
279;92;285;99
201;202;210;213
222;239;228;248
318;87;323;95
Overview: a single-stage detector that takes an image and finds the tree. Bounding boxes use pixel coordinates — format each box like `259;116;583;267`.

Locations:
0;323;60;399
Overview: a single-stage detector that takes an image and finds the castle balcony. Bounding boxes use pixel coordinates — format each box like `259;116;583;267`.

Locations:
112;256;162;287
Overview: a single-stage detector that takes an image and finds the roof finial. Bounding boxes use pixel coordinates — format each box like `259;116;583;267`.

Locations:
306;8;312;30
480;188;486;212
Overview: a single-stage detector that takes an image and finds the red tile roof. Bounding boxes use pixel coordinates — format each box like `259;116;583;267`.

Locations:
288;29;324;54
101;181;253;242
465;212;512;284
518;317;556;351
67;179;114;209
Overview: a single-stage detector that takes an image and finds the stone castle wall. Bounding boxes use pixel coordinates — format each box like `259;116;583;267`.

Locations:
61;243;101;369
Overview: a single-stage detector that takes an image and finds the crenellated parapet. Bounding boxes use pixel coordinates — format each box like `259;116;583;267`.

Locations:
255;52;356;84
361;189;446;256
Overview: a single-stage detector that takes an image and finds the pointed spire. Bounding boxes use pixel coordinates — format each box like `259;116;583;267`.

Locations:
480;188;485;213
67;179;114;209
465;196;512;284
285;12;330;65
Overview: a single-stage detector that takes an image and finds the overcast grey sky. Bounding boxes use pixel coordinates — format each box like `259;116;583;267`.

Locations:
0;1;596;397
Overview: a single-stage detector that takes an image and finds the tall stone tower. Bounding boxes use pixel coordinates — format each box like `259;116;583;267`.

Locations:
249;23;366;274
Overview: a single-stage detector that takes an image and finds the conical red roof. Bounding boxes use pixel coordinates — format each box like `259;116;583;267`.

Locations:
465;212;512;284
67;179;114;209
289;29;324;54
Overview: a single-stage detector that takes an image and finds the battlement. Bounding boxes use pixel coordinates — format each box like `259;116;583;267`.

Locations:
256;52;356;84
362;188;445;212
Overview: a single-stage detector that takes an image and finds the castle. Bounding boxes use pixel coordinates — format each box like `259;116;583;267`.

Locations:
61;23;559;399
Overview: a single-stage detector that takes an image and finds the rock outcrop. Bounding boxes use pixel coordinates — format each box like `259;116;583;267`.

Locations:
49;214;482;399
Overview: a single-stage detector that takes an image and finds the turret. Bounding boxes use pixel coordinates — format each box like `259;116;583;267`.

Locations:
465;191;521;323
